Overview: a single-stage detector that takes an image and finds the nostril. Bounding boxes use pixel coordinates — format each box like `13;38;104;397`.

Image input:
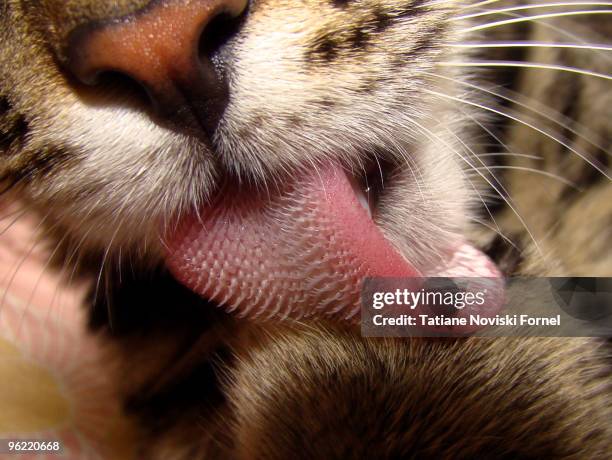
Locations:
90;71;153;109
65;0;248;142
199;11;246;62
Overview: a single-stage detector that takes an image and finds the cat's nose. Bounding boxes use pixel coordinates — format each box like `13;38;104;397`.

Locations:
66;0;248;140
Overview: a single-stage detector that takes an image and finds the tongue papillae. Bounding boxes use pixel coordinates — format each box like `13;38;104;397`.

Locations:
164;162;503;324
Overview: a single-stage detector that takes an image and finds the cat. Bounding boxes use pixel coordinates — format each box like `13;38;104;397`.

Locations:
1;0;611;457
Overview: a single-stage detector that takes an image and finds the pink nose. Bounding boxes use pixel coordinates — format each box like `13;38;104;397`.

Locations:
67;0;248;138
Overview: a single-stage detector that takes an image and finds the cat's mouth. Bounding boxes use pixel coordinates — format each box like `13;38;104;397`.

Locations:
163;160;504;327
346;157;390;220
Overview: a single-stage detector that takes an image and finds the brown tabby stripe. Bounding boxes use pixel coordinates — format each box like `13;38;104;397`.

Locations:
0;96;9;114
6;147;74;189
403;22;445;57
88;265;231;427
559;75;581;143
331;0;352;8
560;149;610;203
307;1;431;64
483;233;523;276
0;97;30;152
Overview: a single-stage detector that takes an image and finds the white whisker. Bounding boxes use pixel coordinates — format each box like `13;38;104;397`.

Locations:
468;217;521;252
462;109;513;160
443;126;510;239
425;71;610;156
0;212;50;319
474;166;579;188
409;117;543;255
478;152;543;160
439;61;612;81
423;89;611;179
451;42;612;52
462;0;504;10
455;3;612;21
460;10;612;33
411;120;503;238
465;7;612;61
19;231;71;334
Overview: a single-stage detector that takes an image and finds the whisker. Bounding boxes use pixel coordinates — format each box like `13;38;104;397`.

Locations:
424;88;611;179
477;152;543;160
0;205;27;222
464;7;612;62
387;132;432;205
56;221;99;316
0;208;28;236
462;0;504;10
451;42;612;52
47;245;83;323
17;230;71;337
450;140;508;239
439;61;612;81
460;10;612;33
409;117;543;255
425;71;610;156
462;109;513;159
454;2;612;21
473;165;579;188
447;111;514;201
90;199;130;331
468;216;522;252
0;211;50;319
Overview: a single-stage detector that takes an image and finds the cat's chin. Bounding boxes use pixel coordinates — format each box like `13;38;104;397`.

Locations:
161;159;504;327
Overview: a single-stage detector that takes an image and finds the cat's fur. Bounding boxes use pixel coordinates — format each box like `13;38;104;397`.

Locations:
1;0;611;458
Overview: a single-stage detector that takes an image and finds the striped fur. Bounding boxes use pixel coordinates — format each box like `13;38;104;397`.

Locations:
0;0;611;458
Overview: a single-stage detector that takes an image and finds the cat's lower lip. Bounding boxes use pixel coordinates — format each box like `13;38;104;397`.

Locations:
162;160;504;328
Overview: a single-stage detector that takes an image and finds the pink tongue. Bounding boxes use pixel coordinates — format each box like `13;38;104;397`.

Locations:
164;162;501;322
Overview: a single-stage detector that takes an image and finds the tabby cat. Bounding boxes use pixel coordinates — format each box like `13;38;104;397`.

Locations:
1;0;611;458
